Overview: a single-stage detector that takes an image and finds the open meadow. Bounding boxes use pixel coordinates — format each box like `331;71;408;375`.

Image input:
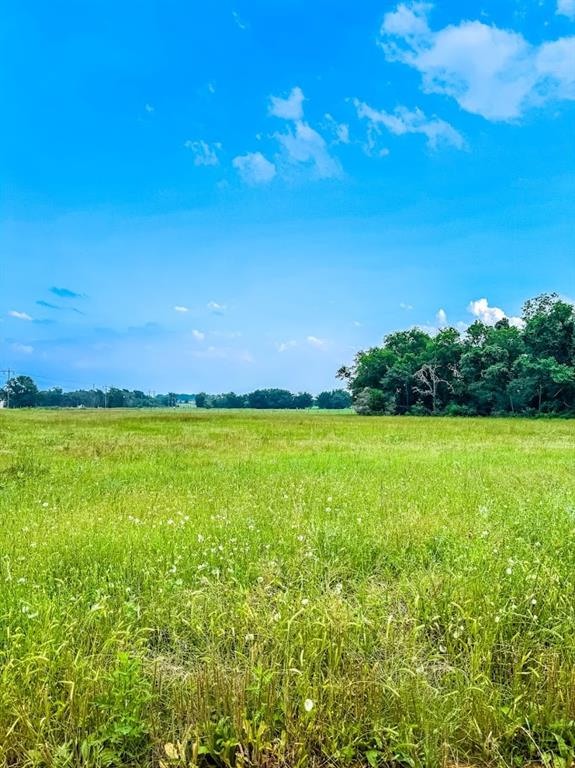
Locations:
0;409;574;768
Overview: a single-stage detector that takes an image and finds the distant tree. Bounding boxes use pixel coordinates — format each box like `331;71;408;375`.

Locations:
247;389;295;409
1;376;38;408
213;392;247;408
293;392;314;409
316;390;351;409
36;387;64;407
195;392;209;408
106;388;125;408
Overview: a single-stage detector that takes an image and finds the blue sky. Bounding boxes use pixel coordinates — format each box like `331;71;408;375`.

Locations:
1;0;574;393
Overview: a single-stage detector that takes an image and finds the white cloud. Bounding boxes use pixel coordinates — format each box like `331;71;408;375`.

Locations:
382;2;431;38
400;302;414;310
353;320;362;327
207;301;227;314
558;0;575;20
275;120;342;178
307;335;328;349
380;2;575;121
276;340;297;352
269;86;305;120
191;329;205;341
436;308;448;325
184;140;221;166
12;343;33;354
324;113;351;144
8;310;32;321
174;305;189;313
468;298;524;327
355;99;464;149
233;151;276;185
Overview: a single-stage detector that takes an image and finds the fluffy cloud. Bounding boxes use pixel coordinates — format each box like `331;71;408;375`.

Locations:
468;298;523;327
275;120;342;178
354;100;464;149
558;0;575;20
267;87;342;179
8;310;32;321
191;329;205;341
269;86;305;120
380;3;575;121
232;152;276;185
174;305;189;313
184;140;221;166
207;301;227;314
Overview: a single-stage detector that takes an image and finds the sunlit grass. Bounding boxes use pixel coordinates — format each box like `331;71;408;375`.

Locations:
0;409;574;767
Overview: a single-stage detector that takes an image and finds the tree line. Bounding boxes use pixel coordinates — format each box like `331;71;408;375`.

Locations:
195;389;351;409
337;293;575;416
0;380;351;410
0;382;180;409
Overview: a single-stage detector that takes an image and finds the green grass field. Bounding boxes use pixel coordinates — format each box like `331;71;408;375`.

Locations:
1;410;574;768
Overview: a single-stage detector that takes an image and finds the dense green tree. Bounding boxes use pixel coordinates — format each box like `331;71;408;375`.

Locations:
1;376;38;408
195;393;209;408
293;392;314;409
247;389;295;409
340;294;575;416
315;390;352;409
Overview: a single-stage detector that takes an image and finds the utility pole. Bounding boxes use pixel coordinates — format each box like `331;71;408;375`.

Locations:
1;369;14;408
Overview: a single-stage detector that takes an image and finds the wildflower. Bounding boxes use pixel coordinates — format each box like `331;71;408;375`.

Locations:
257;576;264;584
531;598;537;606
304;698;314;712
334;582;343;595
197;533;204;543
301;598;309;607
506;567;512;575
272;611;281;622
245;633;255;643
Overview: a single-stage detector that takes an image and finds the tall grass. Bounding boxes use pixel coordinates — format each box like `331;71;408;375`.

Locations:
0;410;574;767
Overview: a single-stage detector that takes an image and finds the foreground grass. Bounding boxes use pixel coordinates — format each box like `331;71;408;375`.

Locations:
0;410;574;767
